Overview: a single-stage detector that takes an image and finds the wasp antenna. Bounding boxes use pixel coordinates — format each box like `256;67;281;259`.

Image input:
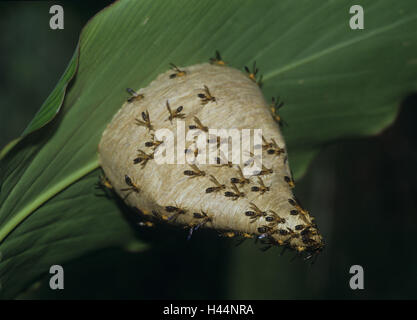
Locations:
257;75;263;87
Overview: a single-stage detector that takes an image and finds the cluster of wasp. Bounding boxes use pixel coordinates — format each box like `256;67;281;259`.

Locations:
155;206;214;241
181;133;286;198
96;51;321;257
218;194;322;259
182;114;320;257
253;197;321;256
132;204;218;241
180;123;315;254
242;139;321;257
202;134;320;255
97;60;219;235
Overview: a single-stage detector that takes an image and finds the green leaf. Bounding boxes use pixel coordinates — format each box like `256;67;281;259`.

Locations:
0;47;79;160
1;0;416;298
0;170;146;298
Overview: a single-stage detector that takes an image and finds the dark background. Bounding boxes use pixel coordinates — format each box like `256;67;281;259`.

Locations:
0;1;416;299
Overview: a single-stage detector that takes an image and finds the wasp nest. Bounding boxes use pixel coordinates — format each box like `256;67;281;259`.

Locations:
98;62;323;257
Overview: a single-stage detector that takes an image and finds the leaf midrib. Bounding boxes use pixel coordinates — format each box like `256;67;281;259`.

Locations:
0;159;98;243
263;14;417;81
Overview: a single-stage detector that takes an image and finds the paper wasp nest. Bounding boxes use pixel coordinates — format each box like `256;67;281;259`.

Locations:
98;62;323;257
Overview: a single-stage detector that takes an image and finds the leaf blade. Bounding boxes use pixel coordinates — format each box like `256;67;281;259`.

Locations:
0;0;416;298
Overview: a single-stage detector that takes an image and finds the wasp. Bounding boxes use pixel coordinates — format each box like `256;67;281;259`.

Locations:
301;234;315;245
295;224;306;231
138;208;153;217
240;232;254;239
221;231;237;238
187;210;213;240
284;175;295;188
120;174;140;199
286;227;300;240
192;211;212;223
188;116;209;132
289;196;310;220
145;133;163;150
265;210;286;225
205;174;226;193
152;210;169;221
135;109;153;131
243;151;257;167
251;176;270;195
235;232;254;247
126;88;144;103
214;150;233;167
184;143;201;164
96;174;113;190
165;205;187;222
184;164;206;178
207;135;226;150
209;50;226;66
261;135;285;156
257;225;273;239
257;234;279;251
270;96;287;127
133;149;154;168
214;156;233;168
242;151;263;168
224;182;245;200
295;246;307;253
254;135;275;150
169;63;186;79
254;164;273;176
290;209;299;216
245;202;267;223
198;85;216;105
288;198;297;206
165;100;186;123
300;225;317;238
231;165;250;185
95;174;114;198
138;221;154;228
184;145;199;161
303;243;324;263
244;61;263;87
277;228;299;238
